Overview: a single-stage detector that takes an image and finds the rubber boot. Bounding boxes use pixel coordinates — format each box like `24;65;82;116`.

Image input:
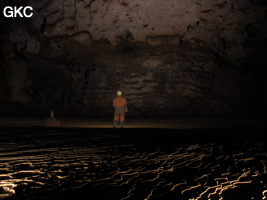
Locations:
120;121;124;128
113;120;117;128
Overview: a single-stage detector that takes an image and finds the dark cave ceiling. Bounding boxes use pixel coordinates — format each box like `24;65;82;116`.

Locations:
0;0;267;117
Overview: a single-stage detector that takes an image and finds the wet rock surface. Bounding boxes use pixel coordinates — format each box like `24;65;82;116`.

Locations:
0;127;267;200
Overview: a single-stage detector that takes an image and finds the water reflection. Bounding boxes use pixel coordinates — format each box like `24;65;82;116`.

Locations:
0;180;15;199
0;128;266;200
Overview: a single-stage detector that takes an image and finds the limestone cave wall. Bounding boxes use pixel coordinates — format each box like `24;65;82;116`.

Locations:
0;0;267;117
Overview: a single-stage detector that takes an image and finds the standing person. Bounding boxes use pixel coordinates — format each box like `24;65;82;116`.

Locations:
113;91;127;128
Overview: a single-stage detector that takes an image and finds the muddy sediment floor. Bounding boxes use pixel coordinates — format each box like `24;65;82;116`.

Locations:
1;127;267;200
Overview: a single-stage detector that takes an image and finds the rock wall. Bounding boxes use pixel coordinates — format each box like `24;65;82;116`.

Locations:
0;0;267;117
36;0;267;65
83;45;267;117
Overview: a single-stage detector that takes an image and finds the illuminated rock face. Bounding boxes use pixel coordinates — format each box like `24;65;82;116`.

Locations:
34;0;267;65
85;46;220;116
0;0;267;116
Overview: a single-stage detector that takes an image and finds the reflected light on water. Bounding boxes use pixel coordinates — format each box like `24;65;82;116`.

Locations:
0;180;16;199
1;128;267;200
263;190;267;199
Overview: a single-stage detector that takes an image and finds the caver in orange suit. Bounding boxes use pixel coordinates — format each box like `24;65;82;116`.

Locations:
113;91;127;128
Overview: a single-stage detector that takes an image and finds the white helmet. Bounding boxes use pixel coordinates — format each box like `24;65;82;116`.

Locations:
117;91;122;96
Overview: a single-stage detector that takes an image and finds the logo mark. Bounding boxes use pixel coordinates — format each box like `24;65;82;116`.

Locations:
3;6;33;18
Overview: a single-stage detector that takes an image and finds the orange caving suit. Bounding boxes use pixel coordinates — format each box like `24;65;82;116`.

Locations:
113;96;127;122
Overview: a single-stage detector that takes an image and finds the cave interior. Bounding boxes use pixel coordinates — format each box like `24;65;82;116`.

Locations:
0;0;267;124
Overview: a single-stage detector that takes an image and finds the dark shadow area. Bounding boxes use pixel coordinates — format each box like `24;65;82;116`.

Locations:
1;126;267;142
1;126;267;200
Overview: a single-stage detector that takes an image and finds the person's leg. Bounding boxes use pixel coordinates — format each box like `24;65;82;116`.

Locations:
113;120;117;128
113;108;121;128
120;121;124;128
119;116;125;128
113;116;119;128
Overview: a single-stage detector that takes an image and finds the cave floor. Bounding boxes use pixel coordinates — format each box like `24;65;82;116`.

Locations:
1;116;267;200
0;116;266;129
